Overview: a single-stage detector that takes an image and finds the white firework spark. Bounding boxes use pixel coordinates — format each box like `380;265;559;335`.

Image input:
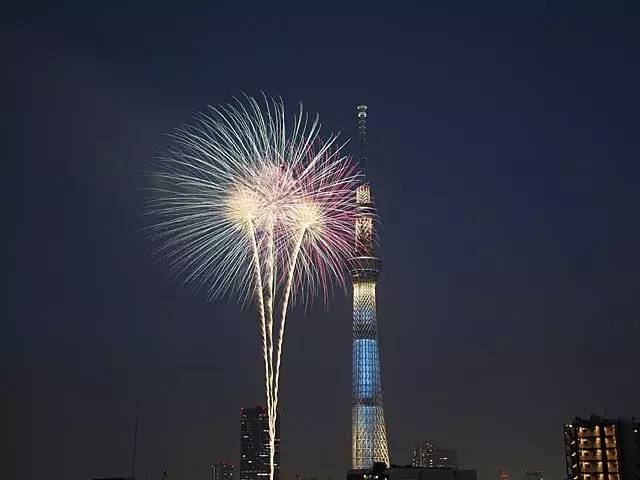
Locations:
146;95;360;480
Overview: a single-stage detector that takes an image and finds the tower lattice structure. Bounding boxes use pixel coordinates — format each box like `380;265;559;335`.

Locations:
350;105;390;469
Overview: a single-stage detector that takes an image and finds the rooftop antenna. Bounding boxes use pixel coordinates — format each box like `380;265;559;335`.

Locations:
356;105;368;177
131;400;140;480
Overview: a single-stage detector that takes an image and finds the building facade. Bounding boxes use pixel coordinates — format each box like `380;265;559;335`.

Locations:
497;467;511;480
564;415;640;480
389;466;476;480
348;464;476;480
240;406;280;480
524;470;543;480
351;104;390;469
212;461;234;480
412;442;459;469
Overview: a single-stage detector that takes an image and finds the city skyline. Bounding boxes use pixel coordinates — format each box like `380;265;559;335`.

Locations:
6;2;640;480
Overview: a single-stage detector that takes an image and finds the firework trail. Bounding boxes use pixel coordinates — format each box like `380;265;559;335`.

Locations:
146;95;360;480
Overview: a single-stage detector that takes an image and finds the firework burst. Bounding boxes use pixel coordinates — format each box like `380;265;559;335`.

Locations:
146;95;360;480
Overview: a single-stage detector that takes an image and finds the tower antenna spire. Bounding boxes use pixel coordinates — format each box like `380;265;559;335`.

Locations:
356;105;368;176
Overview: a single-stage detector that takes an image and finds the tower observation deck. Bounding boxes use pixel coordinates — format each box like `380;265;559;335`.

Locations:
350;105;390;469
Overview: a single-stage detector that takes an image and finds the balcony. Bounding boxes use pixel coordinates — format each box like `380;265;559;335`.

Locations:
578;438;602;449
604;438;617;448
580;462;604;473
579;451;603;460
604;449;618;461
579;474;604;480
578;428;599;438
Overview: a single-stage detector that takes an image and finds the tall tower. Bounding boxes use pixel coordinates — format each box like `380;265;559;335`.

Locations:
350;105;390;469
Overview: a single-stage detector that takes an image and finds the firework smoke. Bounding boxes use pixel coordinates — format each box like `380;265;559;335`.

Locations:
146;95;359;480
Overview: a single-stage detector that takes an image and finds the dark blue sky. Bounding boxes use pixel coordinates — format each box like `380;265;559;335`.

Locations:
5;2;640;480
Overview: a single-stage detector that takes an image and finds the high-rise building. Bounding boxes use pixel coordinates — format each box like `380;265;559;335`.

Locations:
240;406;280;480
524;470;543;480
212;461;234;480
564;415;640;480
350;105;390;470
412;442;459;469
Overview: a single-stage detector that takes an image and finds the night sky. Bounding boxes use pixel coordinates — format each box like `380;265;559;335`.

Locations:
5;2;640;480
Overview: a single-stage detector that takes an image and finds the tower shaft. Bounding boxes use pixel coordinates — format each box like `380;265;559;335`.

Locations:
350;105;389;469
